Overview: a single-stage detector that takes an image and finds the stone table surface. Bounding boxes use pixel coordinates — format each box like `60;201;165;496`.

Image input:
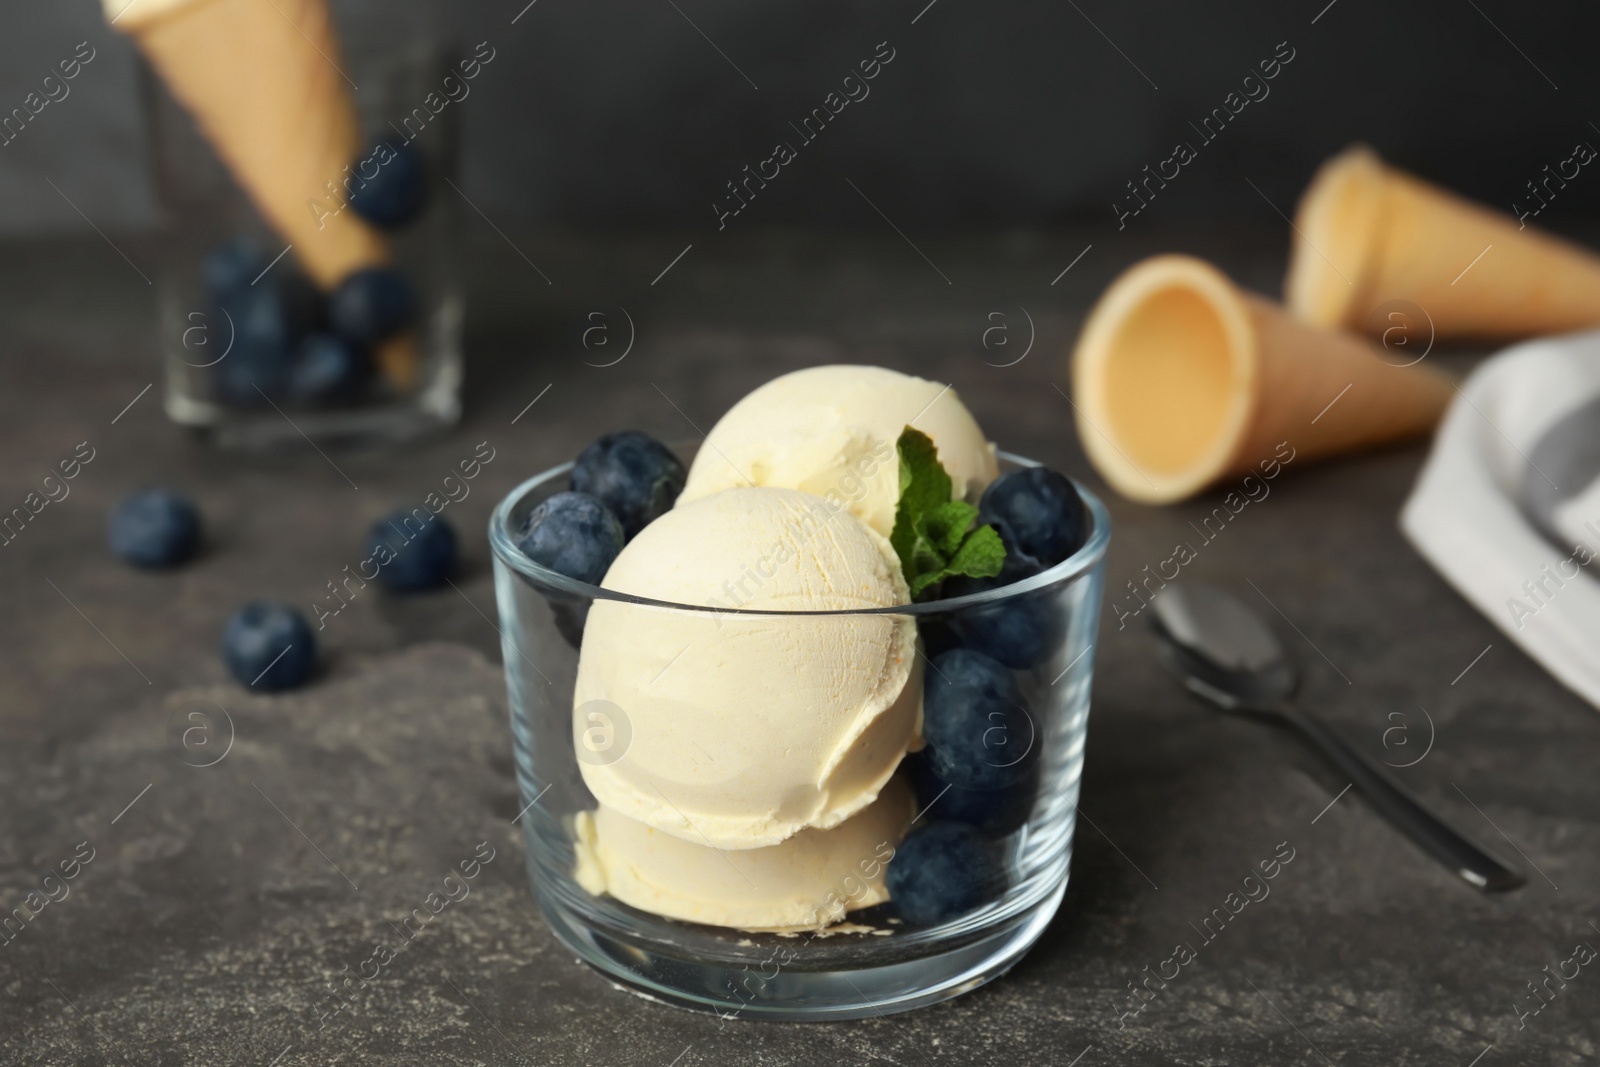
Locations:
2;229;1598;1066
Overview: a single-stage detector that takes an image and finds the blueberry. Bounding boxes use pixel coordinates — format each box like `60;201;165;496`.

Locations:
221;269;322;341
347;142;429;229
939;572;1061;670
202;237;266;300
571;432;686;538
214;341;294;407
222;601;316;691
329;268;416;345
290;333;370;406
107;489;201;568
887;822;1005;925
547;592;592;650
515;491;625;586
366;510;458;591
918;618;962;660
909;750;1036;836
212;277;322;406
922;649;1037;790
270;271;324;338
978;467;1089;571
230;283;300;351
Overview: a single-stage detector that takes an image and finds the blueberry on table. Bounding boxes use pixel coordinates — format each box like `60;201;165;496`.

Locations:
922;648;1038;790
909;750;1036;836
329;268;416;345
978;467;1089;571
887;821;1006;926
571;431;686;539
222;601;316;691
289;333;370;406
367;510;458;591
202;237;266;300
107;489;201;568
515;491;625;586
348;142;429;229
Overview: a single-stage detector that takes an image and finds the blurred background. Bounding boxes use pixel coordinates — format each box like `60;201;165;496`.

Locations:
5;0;1598;236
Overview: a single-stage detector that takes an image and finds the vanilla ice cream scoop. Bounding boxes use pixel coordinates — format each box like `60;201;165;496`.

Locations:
677;365;998;536
574;487;921;850
573;776;914;931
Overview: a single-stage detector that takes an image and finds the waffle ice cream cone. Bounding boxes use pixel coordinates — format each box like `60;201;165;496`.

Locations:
1071;255;1454;503
108;0;388;290
1286;145;1600;340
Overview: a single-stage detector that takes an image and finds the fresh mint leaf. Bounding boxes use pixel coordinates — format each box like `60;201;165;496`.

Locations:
895;426;952;520
945;523;1005;581
890;426;1007;600
923;500;979;558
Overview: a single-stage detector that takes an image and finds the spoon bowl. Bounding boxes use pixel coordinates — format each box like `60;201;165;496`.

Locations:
1150;583;1296;712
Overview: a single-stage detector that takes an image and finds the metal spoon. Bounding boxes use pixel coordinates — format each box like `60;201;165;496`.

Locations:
1149;583;1524;893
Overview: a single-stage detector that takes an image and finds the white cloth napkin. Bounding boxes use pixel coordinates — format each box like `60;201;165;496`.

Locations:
1401;329;1600;711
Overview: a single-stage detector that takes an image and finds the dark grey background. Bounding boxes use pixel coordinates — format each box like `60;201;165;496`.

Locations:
2;0;1597;235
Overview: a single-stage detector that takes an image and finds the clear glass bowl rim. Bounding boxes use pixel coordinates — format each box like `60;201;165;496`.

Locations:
486;449;1112;617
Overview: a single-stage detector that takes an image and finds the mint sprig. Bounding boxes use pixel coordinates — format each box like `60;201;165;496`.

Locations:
889;427;1005;599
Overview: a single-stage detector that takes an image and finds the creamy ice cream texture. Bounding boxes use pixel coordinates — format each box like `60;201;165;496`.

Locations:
574;776;914;931
678;365;999;537
574;486;921;850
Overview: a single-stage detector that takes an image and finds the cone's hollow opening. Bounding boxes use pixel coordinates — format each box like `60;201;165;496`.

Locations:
1096;284;1239;478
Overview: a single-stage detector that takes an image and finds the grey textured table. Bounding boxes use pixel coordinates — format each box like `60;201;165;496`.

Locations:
2;229;1597;1065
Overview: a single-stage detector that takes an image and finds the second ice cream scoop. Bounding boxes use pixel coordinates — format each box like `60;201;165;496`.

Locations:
677;365;997;537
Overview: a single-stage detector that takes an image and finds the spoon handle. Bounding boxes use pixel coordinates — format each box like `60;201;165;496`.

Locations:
1281;705;1525;892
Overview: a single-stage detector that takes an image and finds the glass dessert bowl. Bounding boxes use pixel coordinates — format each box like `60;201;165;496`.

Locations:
489;443;1110;1021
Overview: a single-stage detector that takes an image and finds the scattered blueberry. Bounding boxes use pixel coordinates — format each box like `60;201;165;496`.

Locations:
922;648;1037;790
886;822;1006;926
978;467;1089;572
515;491;625;586
329;268;416;345
909;751;1036;836
347;142;429;229
937;574;1061;670
290;333;370;406
202;237;266;300
107;489;201;568
222;601;316;691
367;510;458;591
571;432;686;539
